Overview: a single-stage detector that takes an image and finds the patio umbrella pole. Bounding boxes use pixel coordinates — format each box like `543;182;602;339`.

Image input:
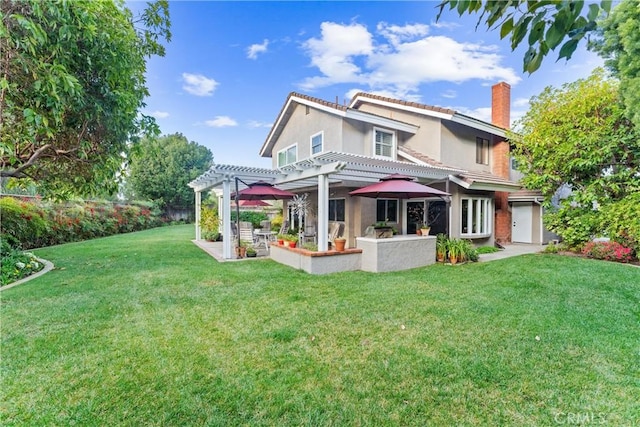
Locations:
235;177;242;256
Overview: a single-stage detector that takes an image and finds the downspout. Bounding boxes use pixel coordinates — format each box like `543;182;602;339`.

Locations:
445;177;451;237
533;196;544;244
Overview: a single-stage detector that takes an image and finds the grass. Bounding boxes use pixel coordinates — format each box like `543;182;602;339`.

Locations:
2;225;639;426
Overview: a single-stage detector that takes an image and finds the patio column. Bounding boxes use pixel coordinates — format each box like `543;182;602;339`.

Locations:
317;173;329;251
195;190;202;240
222;178;233;259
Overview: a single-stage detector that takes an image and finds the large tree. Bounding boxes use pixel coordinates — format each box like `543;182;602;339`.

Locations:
591;0;640;128
510;69;640;249
437;0;612;73
0;0;170;197
126;133;213;213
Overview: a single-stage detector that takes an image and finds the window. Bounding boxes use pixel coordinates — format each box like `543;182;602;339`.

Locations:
311;132;323;155
461;197;491;236
277;144;297;167
476;137;489;165
510;157;519;170
376;199;398;222
374;128;394;158
328;199;345;222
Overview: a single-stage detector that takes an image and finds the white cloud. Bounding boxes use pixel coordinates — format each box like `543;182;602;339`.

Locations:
513;97;530;108
300;21;374;90
247;39;269;60
377;22;429;47
299;21;520;99
247;120;273;128
205;116;238;127
182;73;218;96
441;90;457;99
148;110;169;119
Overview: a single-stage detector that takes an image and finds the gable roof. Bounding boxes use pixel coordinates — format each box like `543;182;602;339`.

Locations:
349;92;509;138
259;92;419;158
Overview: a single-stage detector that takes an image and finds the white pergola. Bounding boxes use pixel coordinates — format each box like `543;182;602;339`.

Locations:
189;151;462;259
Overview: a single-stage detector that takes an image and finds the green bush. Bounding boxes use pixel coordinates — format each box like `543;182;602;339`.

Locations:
231;211;268;229
0;238;44;286
599;193;640;256
0;197;164;250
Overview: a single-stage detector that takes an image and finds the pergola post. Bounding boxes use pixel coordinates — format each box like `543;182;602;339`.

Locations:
195;190;202;240
222;178;232;259
317;173;329;251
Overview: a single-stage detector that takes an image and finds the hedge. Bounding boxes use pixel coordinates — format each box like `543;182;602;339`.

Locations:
0;197;166;250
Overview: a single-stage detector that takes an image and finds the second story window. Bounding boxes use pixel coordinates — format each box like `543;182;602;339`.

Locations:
476;137;489;165
277;144;297;167
374;128;394;158
311;132;323;155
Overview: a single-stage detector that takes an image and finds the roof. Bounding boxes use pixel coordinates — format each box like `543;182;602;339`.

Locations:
449;170;522;192
508;189;544;202
188;151;462;193
349;92;509;137
259;92;418;158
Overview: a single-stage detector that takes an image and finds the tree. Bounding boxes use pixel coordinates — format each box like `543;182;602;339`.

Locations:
510;69;640;249
591;0;640;129
0;0;171;197
437;0;612;73
126;133;213;214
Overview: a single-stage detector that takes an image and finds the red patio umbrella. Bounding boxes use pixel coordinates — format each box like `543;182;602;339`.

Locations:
349;173;449;199
232;181;295;200
232;199;271;207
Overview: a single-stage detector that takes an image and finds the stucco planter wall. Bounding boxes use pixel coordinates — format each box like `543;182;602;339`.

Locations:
357;235;436;272
269;244;362;275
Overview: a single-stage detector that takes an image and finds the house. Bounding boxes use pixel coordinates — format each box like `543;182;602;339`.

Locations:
189;82;547;265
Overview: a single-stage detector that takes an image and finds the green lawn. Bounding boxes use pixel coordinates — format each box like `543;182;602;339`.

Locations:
2;225;638;426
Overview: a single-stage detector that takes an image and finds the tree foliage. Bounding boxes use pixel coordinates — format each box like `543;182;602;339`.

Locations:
0;0;171;198
510;69;640;249
591;0;640;129
126;133;213;213
437;0;612;73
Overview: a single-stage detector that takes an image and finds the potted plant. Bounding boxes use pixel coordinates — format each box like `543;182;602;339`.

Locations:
448;238;461;265
276;234;286;246
419;222;430;236
236;240;250;258
246;247;257;257
436;234;448;262
334;236;346;252
288;234;298;248
372;221;393;238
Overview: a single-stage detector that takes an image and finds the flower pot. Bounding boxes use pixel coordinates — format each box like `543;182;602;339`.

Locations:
420;227;430;236
289;241;297;248
449;255;458;265
236;247;246;258
334;239;346;252
246;252;257;258
437;253;445;262
283;241;290;247
277;239;284;246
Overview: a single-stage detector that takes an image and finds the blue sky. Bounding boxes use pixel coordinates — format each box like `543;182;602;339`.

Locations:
133;1;604;168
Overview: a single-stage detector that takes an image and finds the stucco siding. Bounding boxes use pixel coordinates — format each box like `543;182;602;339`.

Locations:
270;104;344;168
441;121;494;172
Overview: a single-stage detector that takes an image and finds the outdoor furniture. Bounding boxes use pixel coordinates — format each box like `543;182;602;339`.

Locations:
328;222;342;246
302;224;317;244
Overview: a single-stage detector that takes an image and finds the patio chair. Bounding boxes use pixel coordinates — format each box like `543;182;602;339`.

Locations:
278;220;289;236
328;222;342;246
260;220;271;232
302;224;317;244
238;224;268;253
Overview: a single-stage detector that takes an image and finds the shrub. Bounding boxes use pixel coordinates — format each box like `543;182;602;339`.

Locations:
0;197;164;249
200;206;219;240
582;241;634;263
476;246;499;254
0;238;44;286
543;242;559;254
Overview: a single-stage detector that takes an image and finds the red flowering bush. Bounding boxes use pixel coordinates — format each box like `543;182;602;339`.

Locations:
1;197;165;249
581;241;634;263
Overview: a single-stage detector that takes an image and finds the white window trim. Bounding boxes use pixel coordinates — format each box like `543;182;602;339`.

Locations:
277;143;297;168
373;127;396;159
310;131;324;156
460;197;492;238
376;199;398;223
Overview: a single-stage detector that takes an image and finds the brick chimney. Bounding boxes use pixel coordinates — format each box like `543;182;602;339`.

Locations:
491;82;511;243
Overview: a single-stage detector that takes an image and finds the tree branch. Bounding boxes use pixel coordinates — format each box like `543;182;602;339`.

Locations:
0;144;53;178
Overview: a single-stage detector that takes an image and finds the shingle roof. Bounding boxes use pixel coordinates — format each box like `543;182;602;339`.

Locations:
349;92;456;116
